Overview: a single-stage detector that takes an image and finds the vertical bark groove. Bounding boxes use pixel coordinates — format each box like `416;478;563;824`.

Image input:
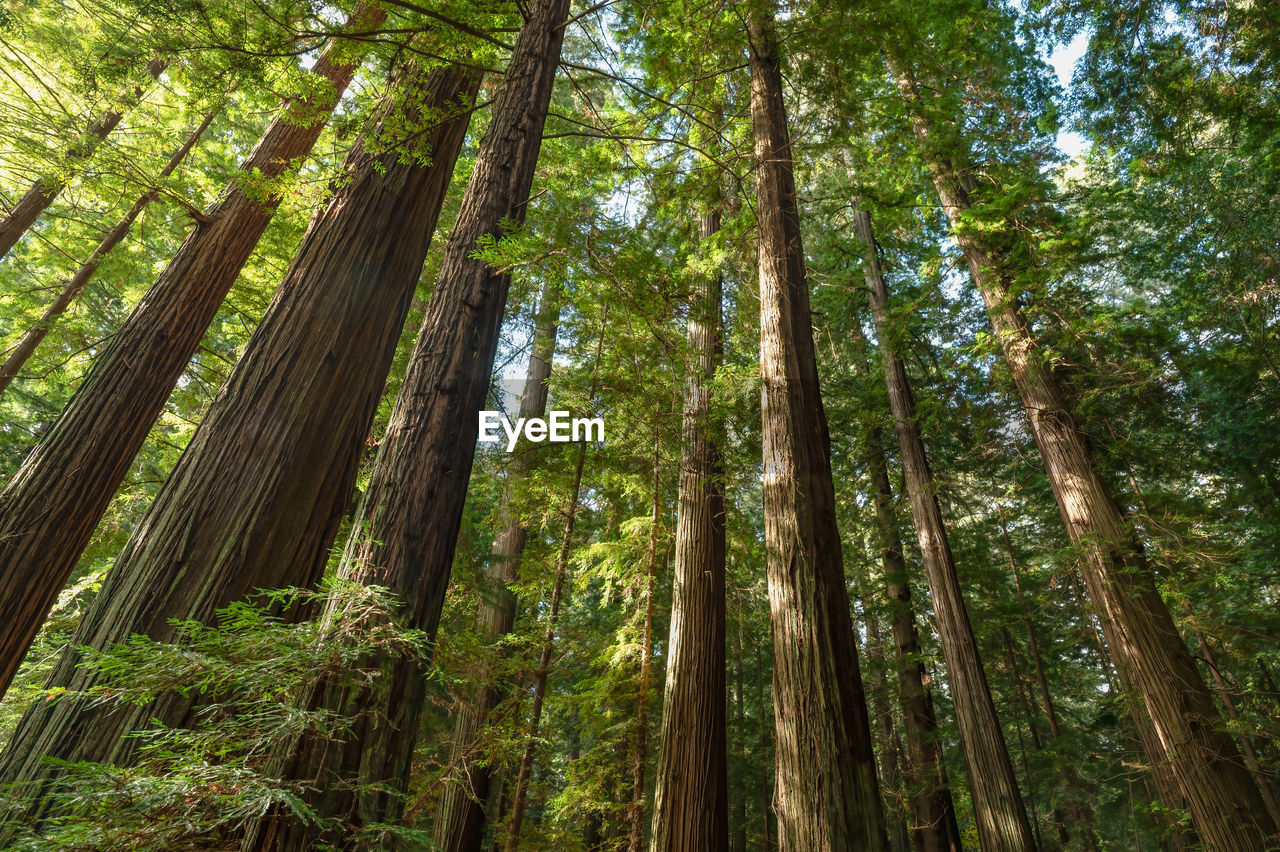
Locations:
885;49;1279;850
649;203;728;850
0;61;479;831
0;7;384;699
856;206;1037;851
748;5;886;848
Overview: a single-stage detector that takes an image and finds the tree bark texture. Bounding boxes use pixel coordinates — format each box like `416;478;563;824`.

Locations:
0;7;384;701
850;316;962;852
0;61;478;829
856;206;1036;851
649;206;728;851
748;6;886;849
0;110;217;396
0;56;166;260
433;278;561;852
860;593;912;852
241;3;570;845
886;49;1279;850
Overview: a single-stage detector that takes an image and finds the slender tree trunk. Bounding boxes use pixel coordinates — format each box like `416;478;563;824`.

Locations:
860;594;912;852
850;318;963;852
0;6;385;700
0;110;216;396
627;444;665;852
731;624;749;852
747;5;885;849
0;62;478;830
649;201;728;850
0;56;166;260
434;279;561;852
885;49;1279;849
505;442;588;852
855;205;1036;851
241;6;570;845
996;512;1098;851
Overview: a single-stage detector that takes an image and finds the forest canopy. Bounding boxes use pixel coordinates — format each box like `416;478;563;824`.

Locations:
0;0;1277;849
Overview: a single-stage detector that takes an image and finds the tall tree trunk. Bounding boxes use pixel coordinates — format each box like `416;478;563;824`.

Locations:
997;511;1098;851
885;50;1279;849
649;202;728;850
850;319;963;852
0;110;216;396
747;5;886;849
0;6;385;700
0;56;166;260
626;444;665;852
241;4;570;845
731;622;749;852
504;442;588;852
860;592;912;852
0;61;479;832
434;279;561;852
855;206;1036;851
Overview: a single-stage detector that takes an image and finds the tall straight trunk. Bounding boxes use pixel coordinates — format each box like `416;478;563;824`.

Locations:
504;443;588;852
434;279;561;852
0;110;216;396
241;3;570;845
855;206;1036;851
851;321;962;852
0;56;166;260
860;592;912;852
731;623;749;852
885;50;1279;849
997;512;1098;851
0;62;479;828
625;446;664;851
0;6;384;700
747;6;885;849
649;203;728;850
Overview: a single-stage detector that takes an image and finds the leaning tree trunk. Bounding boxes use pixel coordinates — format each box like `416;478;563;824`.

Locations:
433;279;561;852
885;49;1279;850
648;203;728;849
240;2;570;846
855;206;1036;851
0;56;166;260
0;110;217;396
0;62;479;829
849;314;963;852
747;5;886;849
0;5;385;701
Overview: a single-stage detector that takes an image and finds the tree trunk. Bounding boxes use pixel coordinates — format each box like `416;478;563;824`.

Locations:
0;56;166;260
0;61;478;832
860;594;912;852
626;444;665;851
855;206;1036;851
850;319;963;852
747;5;886;849
0;110;216;396
504;443;588;852
649;202;728;850
997;511;1098;851
0;6;384;700
241;3;570;845
885;49;1279;849
434;279;561;852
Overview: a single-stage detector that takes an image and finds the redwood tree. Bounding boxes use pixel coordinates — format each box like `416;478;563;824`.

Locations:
0;4;386;699
748;4;886;848
0;60;479;826
240;0;571;843
649;198;728;851
885;45;1279;851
